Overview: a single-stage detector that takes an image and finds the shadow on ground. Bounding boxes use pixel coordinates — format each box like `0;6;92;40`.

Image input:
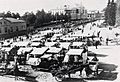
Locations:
86;63;118;81
62;78;87;82
88;51;108;57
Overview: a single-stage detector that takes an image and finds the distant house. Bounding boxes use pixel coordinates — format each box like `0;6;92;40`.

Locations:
0;18;26;38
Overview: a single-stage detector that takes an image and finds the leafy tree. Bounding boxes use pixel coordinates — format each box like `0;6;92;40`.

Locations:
4;11;12;17
21;12;36;26
15;13;20;19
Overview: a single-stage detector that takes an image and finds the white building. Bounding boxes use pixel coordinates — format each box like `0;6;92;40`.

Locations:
70;4;88;20
0;18;26;35
49;9;66;15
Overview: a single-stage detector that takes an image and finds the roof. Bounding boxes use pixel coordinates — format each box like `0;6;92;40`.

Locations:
2;42;11;46
17;47;33;55
41;54;52;58
66;49;83;55
30;42;41;47
30;47;48;55
52;34;63;38
32;34;44;38
1;47;13;52
61;37;74;41
12;41;30;47
45;42;57;47
40;30;53;35
4;18;25;23
27;58;40;65
59;42;71;49
31;38;42;42
71;42;84;46
47;47;62;53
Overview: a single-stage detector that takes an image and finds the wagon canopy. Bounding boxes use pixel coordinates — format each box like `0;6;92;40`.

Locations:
1;47;13;52
59;42;71;49
71;42;84;47
47;47;62;54
45;42;57;47
66;49;83;56
17;47;33;55
30;42;41;47
11;41;30;47
30;47;48;55
41;54;52;58
31;37;43;42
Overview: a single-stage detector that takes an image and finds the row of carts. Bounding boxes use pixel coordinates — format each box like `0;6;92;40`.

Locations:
0;21;117;81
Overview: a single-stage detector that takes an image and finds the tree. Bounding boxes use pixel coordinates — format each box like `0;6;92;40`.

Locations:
105;1;116;26
15;13;20;19
4;11;12;17
21;12;36;26
12;13;17;19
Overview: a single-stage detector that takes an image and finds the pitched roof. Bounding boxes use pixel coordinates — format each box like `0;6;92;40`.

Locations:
66;49;83;55
30;47;48;55
47;47;62;53
4;18;25;23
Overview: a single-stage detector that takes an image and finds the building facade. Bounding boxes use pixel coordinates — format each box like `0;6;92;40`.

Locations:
49;9;66;15
87;10;104;20
70;6;88;20
0;18;26;38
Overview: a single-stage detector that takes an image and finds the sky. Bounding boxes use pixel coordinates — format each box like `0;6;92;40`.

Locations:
0;0;114;15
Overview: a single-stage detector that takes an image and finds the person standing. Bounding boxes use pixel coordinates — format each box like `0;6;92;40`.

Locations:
14;55;19;80
97;31;100;37
106;38;109;46
95;40;99;49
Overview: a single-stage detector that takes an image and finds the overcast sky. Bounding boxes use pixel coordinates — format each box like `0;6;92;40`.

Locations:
0;0;115;15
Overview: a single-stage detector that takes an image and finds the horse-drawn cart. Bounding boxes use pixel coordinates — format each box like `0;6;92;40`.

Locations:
50;49;99;82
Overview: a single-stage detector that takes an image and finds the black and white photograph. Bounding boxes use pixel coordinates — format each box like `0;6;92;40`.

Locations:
0;0;119;82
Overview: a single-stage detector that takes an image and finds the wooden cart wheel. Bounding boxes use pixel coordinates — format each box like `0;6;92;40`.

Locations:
55;74;65;82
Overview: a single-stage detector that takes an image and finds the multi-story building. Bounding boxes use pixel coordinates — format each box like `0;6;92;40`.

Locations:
87;10;104;20
0;18;26;38
70;5;88;20
49;9;66;15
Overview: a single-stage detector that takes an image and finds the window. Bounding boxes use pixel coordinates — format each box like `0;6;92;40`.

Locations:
16;26;19;31
0;22;2;25
23;25;26;28
10;27;13;32
4;21;6;24
22;25;24;29
0;28;1;33
5;27;7;33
